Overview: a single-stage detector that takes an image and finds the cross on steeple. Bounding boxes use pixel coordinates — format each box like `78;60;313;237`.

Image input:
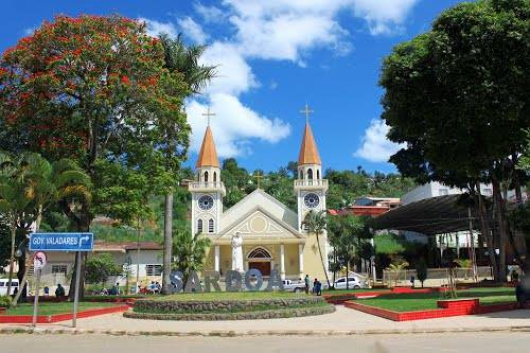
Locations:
253;171;264;189
202;106;216;126
300;103;314;124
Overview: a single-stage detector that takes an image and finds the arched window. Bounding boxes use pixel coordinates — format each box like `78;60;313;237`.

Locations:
208;219;214;233
299;170;303;180
204;171;209;182
307;168;313;180
247;247;272;259
213;172;217;182
317;169;320;180
197;219;203;233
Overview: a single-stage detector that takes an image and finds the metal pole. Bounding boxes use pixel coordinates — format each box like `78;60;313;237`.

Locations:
136;221;140;293
467;208;478;283
32;268;41;328
72;251;81;328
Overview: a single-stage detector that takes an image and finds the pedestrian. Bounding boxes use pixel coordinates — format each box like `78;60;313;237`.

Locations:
116;282;121;295
313;278;318;295
55;283;65;298
304;274;310;294
316;280;322;296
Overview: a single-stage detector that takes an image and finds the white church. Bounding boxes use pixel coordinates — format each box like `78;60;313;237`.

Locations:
189;116;330;280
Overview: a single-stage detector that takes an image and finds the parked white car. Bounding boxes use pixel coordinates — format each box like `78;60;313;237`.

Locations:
0;278;19;296
333;276;367;290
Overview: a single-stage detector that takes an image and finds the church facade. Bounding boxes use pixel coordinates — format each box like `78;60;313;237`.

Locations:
189;121;329;280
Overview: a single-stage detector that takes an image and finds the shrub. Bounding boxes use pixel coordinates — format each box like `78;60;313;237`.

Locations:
0;296;11;307
416;258;428;288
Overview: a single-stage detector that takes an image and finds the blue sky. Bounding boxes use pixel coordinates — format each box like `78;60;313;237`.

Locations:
0;0;467;174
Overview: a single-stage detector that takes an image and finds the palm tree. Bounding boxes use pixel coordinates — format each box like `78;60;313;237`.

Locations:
302;210;331;288
172;229;211;285
159;33;216;294
1;155;91;305
0;152;52;298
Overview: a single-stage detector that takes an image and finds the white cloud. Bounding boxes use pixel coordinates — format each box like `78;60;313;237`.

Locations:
194;3;227;23
139;18;178;37
354;119;405;163
350;0;420;35
177;16;209;44
199;42;258;96
187;94;291;157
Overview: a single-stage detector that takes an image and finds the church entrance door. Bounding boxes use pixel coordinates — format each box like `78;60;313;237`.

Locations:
247;247;272;276
248;261;271;276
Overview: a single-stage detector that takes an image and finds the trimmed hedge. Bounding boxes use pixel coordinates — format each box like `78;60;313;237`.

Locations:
124;305;335;321
133;297;327;314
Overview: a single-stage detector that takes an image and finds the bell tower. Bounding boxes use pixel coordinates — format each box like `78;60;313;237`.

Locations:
189;108;225;236
294;104;328;229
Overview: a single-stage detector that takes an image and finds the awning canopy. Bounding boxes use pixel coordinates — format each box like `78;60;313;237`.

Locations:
372;194;484;236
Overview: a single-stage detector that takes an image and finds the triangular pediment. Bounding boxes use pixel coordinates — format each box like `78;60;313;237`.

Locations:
217;207;304;241
220;189;298;231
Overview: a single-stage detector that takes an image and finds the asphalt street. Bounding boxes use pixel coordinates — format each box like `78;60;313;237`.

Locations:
1;333;530;353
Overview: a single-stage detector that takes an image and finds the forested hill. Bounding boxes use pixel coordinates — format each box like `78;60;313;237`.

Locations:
87;158;415;242
215;158;416;210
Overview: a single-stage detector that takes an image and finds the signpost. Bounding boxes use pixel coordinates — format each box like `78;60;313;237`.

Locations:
30;233;94;328
32;252;47;327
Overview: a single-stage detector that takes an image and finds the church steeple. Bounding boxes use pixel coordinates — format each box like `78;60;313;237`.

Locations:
196;126;220;169
298;122;321;166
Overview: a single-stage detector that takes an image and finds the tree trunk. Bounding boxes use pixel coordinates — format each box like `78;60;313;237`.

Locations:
492;177;507;282
12;250;30;306
6;221;16;301
346;260;350;290
161;192;174;294
475;182;498;281
315;233;331;288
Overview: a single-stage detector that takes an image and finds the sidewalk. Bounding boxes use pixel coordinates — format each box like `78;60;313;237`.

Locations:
1;306;530;336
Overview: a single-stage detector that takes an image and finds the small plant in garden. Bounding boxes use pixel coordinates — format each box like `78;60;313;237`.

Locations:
0;296;11;308
416;258;428;288
387;260;409;287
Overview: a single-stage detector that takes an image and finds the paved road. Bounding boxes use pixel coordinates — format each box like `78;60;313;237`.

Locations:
1;333;529;353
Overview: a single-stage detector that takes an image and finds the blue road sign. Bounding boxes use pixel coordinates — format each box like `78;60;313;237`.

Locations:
29;233;94;252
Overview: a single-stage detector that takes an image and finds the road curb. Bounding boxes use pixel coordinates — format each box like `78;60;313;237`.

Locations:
1;325;530;336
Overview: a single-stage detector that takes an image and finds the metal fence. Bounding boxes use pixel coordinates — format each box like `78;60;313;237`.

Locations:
382;266;493;286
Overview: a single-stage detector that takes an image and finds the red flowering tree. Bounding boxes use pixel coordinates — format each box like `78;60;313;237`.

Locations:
0;15;191;297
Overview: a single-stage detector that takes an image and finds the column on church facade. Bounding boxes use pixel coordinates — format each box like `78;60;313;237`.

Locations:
214;245;220;272
298;243;304;279
280;244;285;280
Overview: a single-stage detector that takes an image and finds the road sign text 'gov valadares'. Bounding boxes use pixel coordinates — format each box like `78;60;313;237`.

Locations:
29;233;94;252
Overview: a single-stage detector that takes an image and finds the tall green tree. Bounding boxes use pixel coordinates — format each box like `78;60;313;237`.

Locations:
158;33;216;294
380;0;530;280
302;210;331;288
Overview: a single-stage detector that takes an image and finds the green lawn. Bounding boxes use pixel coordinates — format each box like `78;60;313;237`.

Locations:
357;288;516;312
5;302;118;316
153;291;309;301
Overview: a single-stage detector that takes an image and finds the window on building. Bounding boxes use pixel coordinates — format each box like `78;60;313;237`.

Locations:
208;218;214;233
307;168;313;180
204;171;209;182
145;264;162;276
197;219;203;233
52;264;68;275
317;169;320;179
299;170;303;179
213;172;217;182
439;188;449;196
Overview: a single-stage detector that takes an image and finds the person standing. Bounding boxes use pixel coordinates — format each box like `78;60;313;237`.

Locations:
304;274;310;294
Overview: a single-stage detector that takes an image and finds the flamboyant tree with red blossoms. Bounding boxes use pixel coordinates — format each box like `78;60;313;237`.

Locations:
0;15;190;224
0;15;191;297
